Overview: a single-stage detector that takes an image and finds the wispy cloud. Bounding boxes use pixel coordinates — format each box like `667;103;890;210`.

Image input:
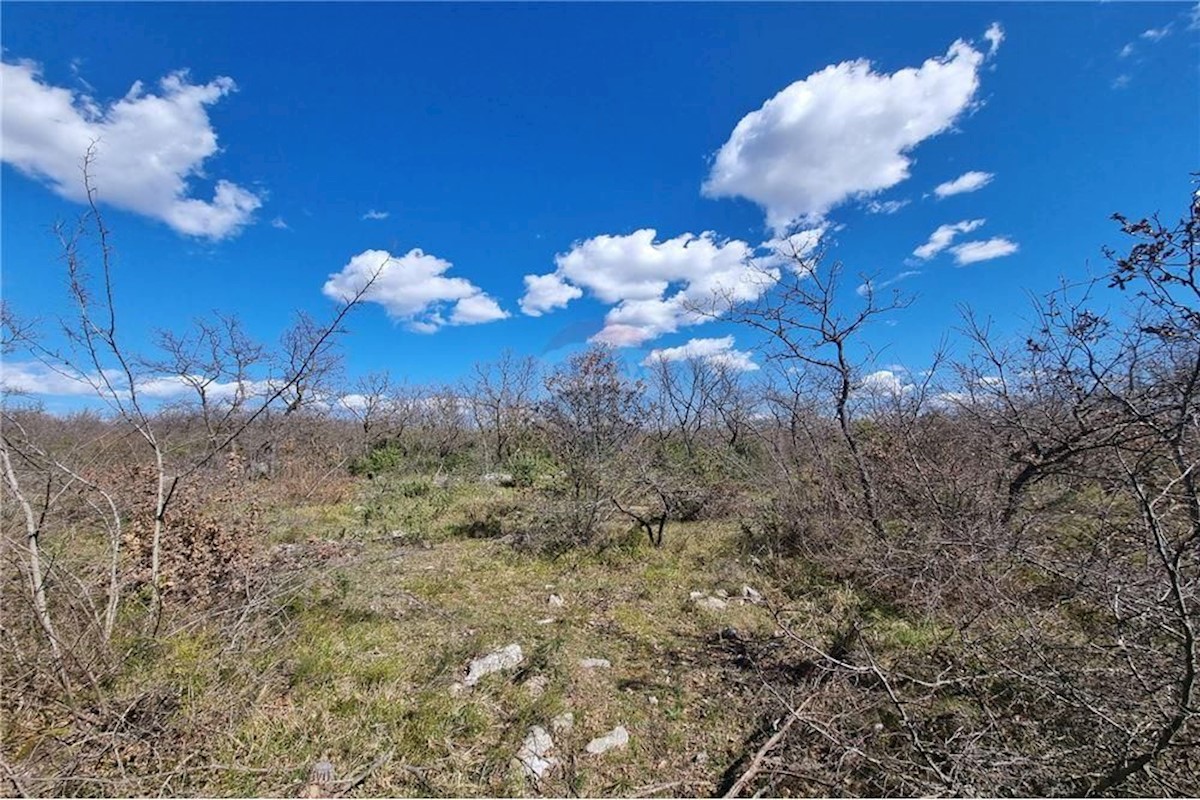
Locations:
362;209;389;220
865;198;910;215
857;270;921;297
1112;74;1132;90
914;219;985;259
1141;24;1172;42
950;237;1019;265
934;171;994;198
270;216;290;230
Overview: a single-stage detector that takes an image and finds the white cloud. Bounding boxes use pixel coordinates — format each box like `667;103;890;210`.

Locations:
362;209;389;220
271;216;289;230
950;237;1019;265
913;219;985;259
983;22;1005;57
758;225;827;269
519;228;814;346
865;198;910;215
702;27;997;232
0;59;260;239
854;369;914;399
519;273;584;316
1118;43;1136;58
1112;74;1132;90
322;249;508;332
449;292;509;325
856;270;921;297
0;360;272;403
0;361;117;397
643;336;759;372
933;170;994;198
1141;25;1172;41
1191;3;1200;31
134;375;271;401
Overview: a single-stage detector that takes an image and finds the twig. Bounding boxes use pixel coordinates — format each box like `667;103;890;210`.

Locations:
721;714;798;798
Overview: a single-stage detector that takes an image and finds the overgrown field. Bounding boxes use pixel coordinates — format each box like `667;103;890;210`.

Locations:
4;473;903;797
2;192;1196;797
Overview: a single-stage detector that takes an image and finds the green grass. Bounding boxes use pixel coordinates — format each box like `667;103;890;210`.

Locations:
24;476;969;797
177;478;795;796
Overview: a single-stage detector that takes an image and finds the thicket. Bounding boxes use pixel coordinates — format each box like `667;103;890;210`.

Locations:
1;181;1196;796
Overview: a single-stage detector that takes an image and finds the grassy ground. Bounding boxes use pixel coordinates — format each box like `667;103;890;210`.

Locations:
127;475;799;797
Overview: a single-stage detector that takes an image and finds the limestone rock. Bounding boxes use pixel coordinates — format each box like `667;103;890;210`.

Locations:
586;725;629;755
514;726;557;780
464;643;524;686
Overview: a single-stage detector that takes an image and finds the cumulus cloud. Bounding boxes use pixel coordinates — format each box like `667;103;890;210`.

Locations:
0;360;272;403
134;375;272;401
362;209;389;220
702;26;998;232
520;273;584;317
322;249;508;332
0;361;117;397
933;170;994;198
519;228;819;346
450;293;509;325
913;219;985;259
856;369;914;398
758;226;827;269
0;59;261;239
950;237;1019;265
643;336;759;372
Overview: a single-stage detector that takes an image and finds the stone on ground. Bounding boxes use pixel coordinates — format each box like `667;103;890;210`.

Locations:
514;725;557;780
585;725;629;755
464;643;524;686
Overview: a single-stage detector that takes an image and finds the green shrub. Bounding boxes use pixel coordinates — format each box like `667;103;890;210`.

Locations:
349;442;406;476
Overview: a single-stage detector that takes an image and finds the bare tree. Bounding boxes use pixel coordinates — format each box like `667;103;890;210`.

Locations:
712;252;910;538
535;347;645;546
464;350;537;466
1;149;385;655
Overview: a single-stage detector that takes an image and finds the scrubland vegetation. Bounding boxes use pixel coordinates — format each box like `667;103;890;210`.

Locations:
1;186;1197;797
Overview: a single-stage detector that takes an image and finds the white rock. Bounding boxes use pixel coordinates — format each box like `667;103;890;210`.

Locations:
548;594;565;607
481;472;516;487
694;751;709;764
449;681;465;696
742;585;763;603
695;595;728;611
579;657;611;669
647;695;659;706
551;711;575;733
585;725;629;755
464;643;524;686
515;726;558;780
536;617;556;625
689;591;705;601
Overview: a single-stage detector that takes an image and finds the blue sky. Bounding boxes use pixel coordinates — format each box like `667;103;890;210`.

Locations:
2;2;1197;400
